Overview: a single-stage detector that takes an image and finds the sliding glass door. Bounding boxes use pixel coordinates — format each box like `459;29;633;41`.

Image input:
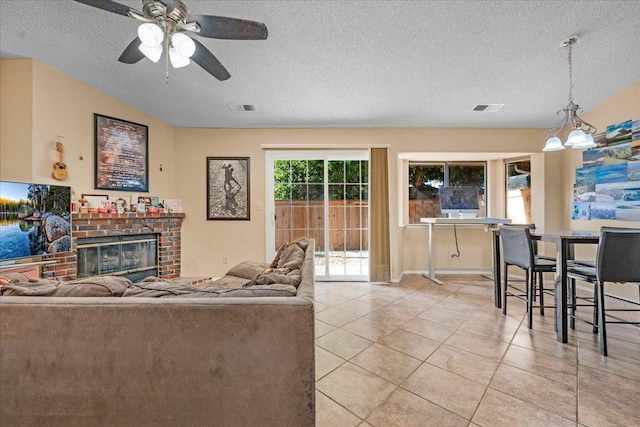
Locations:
266;151;369;280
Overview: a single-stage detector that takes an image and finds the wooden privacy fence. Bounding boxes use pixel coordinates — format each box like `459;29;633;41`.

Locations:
409;199;441;223
274;200;368;251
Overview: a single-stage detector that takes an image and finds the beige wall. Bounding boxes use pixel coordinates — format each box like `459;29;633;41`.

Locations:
0;59;177;200
2;58;638;286
175;128;544;279
0;60;33;181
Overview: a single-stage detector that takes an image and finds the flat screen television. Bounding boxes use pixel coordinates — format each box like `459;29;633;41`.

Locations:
0;181;72;264
439;186;480;218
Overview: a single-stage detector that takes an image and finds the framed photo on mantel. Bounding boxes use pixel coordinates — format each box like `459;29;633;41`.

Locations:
207;157;250;220
94;113;149;192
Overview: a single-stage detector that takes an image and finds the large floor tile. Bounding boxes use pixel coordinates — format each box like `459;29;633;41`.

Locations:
377;328;441;361
317;363;396;419
351;343;421;385
315;307;362;327
342;317;398;341
316;346;346;380
444;329;509;360
366;388;467;427
577;365;640;427
400;317;458;342
426;344;500;386
472;388;575;427
401;363;485;419
489;364;577;421
364;307;415;328
315;319;337;338
316;328;373;360
502;344;577;387
316;391;361;427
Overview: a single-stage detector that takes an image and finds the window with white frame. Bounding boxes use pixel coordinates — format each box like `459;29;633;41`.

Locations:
408;161;486;224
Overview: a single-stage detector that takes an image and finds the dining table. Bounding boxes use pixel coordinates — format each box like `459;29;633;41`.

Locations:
492;228;600;343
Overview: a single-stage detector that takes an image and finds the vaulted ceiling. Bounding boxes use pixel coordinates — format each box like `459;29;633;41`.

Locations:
1;0;639;128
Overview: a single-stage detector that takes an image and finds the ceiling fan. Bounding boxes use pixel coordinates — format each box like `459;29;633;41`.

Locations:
73;0;268;82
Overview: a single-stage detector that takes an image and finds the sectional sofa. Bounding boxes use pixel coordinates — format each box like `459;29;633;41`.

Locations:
0;238;315;426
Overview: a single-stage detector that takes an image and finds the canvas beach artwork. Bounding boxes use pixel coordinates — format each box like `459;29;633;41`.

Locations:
615;202;640;222
575;166;596;185
589;202;616;220
582;148;604;168
572;202;590;220
574;183;596;202
600;142;632;164
595;163;628;184
606;119;633;146
628;161;640;181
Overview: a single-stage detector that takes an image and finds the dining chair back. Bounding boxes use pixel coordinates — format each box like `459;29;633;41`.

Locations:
568;226;640;356
499;225;556;328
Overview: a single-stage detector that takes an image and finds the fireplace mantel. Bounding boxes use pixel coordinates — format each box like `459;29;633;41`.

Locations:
41;213;185;281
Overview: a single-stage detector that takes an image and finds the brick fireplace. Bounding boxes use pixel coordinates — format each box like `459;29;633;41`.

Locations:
41;213;184;281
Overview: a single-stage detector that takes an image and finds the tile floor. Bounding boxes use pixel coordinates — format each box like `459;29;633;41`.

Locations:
314;274;640;427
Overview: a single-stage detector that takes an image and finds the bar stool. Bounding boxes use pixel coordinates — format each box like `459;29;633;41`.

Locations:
499;225;556;328
567;226;640;356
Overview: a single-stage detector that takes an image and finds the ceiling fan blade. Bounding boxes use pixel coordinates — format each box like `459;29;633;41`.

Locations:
186;15;268;40
191;39;231;81
73;0;138;17
118;37;145;64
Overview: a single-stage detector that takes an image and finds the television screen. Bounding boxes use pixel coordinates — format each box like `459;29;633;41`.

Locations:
0;181;72;263
439;186;480;210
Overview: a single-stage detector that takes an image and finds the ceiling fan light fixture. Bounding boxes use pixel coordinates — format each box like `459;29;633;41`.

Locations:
169;47;190;68
171;32;196;58
139;43;162;63
138;23;164;48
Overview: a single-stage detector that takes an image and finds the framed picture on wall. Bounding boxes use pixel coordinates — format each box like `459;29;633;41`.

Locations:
94;113;149;192
206;157;250;220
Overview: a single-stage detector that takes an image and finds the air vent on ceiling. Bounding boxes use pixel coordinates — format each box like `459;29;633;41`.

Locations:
228;104;257;112
473;104;504;112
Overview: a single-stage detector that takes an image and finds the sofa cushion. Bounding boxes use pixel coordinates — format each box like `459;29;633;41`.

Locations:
225;261;269;280
246;269;302;288
122;280;202;297
1;276;132;297
278;244;305;270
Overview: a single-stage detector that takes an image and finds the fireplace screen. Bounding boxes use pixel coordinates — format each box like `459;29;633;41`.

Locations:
77;234;158;282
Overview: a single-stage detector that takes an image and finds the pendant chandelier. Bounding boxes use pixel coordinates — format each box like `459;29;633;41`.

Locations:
542;36;597;152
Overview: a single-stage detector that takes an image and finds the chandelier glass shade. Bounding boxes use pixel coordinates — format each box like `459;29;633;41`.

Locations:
542;36;597;152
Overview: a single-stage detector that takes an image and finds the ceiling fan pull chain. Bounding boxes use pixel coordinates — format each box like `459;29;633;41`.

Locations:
164;29;170;84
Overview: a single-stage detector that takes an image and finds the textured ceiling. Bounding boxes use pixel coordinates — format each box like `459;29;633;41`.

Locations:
1;0;639;129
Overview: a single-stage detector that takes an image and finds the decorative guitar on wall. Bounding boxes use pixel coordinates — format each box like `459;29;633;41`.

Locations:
52;136;68;181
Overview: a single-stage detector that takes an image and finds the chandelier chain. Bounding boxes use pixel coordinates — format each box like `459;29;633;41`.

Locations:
568;44;573;103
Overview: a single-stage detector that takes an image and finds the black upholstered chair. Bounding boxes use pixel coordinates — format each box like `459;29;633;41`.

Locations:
499;225;556;328
567;227;640;356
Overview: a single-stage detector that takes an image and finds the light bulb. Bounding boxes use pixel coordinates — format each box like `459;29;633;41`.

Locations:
565;129;588;147
138;23;164;48
171;33;196;58
542;136;565;152
169;47;190;68
138;43;162;63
